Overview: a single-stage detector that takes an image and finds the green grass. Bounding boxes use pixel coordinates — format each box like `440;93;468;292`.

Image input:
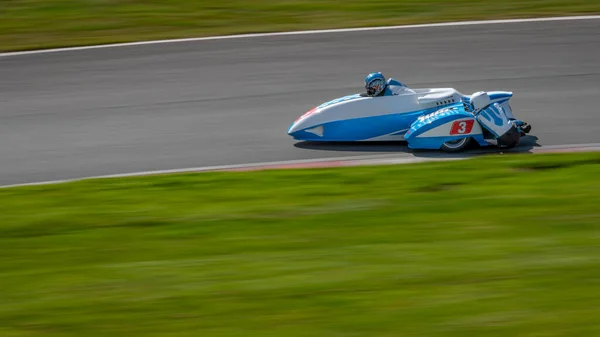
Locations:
2;0;600;52
1;152;600;336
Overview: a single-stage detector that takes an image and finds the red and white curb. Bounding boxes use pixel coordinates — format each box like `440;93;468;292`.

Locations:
219;156;458;172
212;143;600;172
2;143;600;189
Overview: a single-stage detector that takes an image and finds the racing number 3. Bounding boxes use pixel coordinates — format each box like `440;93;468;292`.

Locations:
450;120;474;135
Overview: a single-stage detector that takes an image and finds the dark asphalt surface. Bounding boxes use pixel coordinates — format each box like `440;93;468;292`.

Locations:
1;18;599;185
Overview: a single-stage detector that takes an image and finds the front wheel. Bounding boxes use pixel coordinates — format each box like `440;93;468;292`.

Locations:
440;137;472;153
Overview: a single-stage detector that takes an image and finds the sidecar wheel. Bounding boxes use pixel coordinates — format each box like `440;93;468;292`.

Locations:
440;137;471;153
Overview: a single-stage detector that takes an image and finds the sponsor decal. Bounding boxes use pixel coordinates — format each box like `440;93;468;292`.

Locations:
417;107;458;122
296;107;317;122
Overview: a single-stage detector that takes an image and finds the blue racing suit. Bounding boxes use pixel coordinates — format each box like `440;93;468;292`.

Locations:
381;78;416;96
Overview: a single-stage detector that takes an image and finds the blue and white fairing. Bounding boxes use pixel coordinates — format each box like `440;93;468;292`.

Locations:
403;91;517;150
403;106;487;150
288;87;467;142
287;82;521;151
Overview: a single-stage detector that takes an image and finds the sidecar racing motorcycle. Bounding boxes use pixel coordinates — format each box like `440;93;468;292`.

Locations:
287;76;532;152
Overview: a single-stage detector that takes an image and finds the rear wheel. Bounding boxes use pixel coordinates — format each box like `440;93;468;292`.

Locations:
440;137;471;153
496;125;521;149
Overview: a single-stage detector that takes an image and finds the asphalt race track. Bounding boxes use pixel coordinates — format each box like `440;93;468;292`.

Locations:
1;18;599;185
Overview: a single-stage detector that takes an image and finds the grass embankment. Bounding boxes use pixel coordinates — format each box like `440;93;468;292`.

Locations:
1;152;600;336
2;0;600;52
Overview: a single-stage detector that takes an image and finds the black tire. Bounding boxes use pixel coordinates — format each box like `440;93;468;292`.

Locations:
440;137;472;153
496;125;521;149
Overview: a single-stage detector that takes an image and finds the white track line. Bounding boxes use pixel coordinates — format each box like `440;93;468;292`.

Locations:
2;143;600;189
1;15;600;57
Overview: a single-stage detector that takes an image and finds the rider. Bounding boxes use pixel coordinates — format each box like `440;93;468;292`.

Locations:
364;72;415;97
470;91;531;135
470;91;522;148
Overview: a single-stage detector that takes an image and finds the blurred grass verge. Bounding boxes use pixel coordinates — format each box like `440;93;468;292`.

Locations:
1;0;600;52
1;152;600;336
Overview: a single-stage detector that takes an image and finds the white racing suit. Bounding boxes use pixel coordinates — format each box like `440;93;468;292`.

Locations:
474;102;520;148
